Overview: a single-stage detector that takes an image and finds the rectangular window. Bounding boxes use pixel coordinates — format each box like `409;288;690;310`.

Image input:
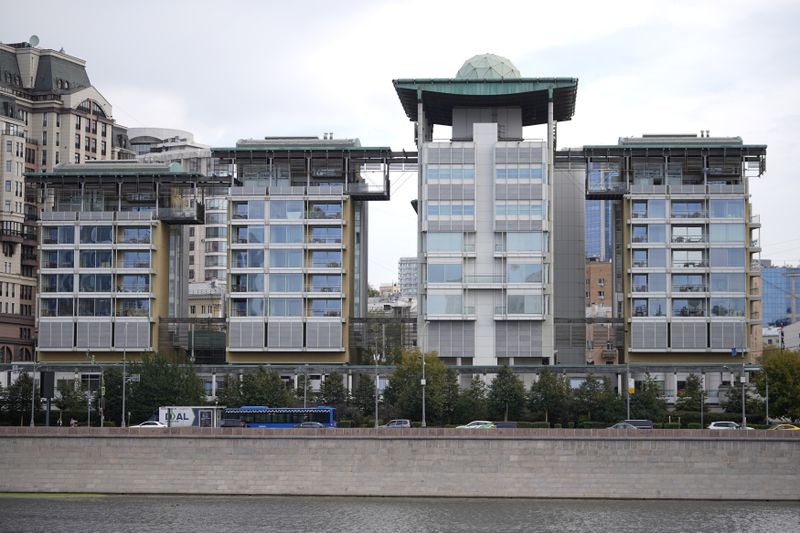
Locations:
710;273;745;293
120;251;150;268
309;251;340;268
671;201;704;218
632;298;667;317
231;273;264;292
232;200;266;220
270;200;303;220
427;293;463;315
308;203;342;219
269;273;303;292
4;180;10;192
709;248;745;268
268;297;302;317
310;227;342;244
495;201;542;218
79;274;112;292
495;165;542;182
426;232;463;252
309;275;341;292
429;201;476;218
118;275;149;292
507;294;543;315
672;250;704;268
80;226;113;244
672;298;705;317
205;226;227;239
671;226;704;243
309;299;342;317
269;225;303;244
271;249;303;268
79;250;112;268
710;298;746;317
709;224;745;243
78;298;112;317
506;263;542;283
506;232;544;252
428;165;477;182
40;298;74;317
119;299;150;317
672;274;705;293
427;263;463;283
709;199;744;219
234;225;265;244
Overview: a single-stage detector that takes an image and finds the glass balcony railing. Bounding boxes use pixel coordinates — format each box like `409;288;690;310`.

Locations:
673;284;706;293
464;274;504;284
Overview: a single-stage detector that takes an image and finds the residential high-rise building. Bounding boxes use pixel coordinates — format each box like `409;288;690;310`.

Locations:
0;39;121;363
585;133;766;364
28;161;213;364
394;54;584;366
212;136;398;364
398;256;417;297
585;199;614;261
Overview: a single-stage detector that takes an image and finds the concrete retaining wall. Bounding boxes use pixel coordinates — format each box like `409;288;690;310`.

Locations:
1;428;798;500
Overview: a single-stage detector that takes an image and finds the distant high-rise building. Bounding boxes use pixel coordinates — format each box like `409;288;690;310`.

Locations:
398;256;417;297
394;54;584;366
585;199;614;260
0;39;122;363
760;263;800;326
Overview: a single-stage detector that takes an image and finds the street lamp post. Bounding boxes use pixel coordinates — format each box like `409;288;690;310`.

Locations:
421;352;426;428
29;359;37;427
121;322;127;428
373;353;379;428
765;372;769;423
741;358;747;428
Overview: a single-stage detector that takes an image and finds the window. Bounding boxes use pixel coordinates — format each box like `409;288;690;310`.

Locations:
672;298;705;317
233;249;265;268
672;274;705;293
495;166;542;182
190;305;196;314
231;273;264;292
118;275;149;292
310;227;341;244
234;225;265;244
426;232;463;252
205;226;227;239
80;226;113;244
40;298;74;317
309;251;340;268
709;248;745;268
100;141;106;156
427;263;463;283
271;249;304;268
709;199;744;219
711;298;746;317
427;165;476;182
79;274;112;292
632;298;667;317
309;299;342;317
41;274;73;292
120;251;150;268
507;294;543;314
428;201;476;217
506;263;542;283
79;250;112;268
269;273;303;292
309;275;341;292
270;225;303;244
672;226;704;243
78;298;111;317
672;250;704;268
709;224;745;243
671;201;704;218
232;200;266;220
268;297;303;317
308;203;342;219
506;232;544;252
710;273;745;293
495;201;542;218
4;180;10;192
270;200;303;220
427;293;463;314
119;299;150;317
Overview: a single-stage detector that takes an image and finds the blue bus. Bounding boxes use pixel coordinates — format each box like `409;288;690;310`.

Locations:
223;406;336;428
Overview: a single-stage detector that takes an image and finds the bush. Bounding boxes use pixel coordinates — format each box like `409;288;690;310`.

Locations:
578;421;606;429
553;423;562;428
687;422;702;429
337;419;352;428
663;422;681;429
530;421;551;429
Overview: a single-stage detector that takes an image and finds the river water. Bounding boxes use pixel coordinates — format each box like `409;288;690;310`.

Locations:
0;495;797;532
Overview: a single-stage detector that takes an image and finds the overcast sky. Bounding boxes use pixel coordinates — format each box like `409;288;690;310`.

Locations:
8;0;800;285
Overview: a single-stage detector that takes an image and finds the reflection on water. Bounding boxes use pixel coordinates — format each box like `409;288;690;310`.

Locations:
0;495;797;533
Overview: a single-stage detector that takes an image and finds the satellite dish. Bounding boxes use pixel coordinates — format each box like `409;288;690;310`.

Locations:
29;35;39;47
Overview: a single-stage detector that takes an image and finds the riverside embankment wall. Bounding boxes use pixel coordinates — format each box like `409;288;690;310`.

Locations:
1;427;798;500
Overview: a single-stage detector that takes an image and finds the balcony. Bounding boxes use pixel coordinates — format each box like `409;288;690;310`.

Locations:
671;212;706;219
464;274;505;284
601;349;617;360
749;239;761;252
0;227;22;243
671;236;706;244
157;204;204;225
672;261;707;269
749;215;761;228
674;284;706;293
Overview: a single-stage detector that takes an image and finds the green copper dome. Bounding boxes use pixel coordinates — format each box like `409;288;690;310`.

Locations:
455;53;521;80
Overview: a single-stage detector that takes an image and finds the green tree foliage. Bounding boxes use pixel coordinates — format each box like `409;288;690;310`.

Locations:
675;373;704;414
294;372;315;406
367;285;380;297
318;371;349;410
4;373;39;426
102;367;123;426
55;379;89;425
383;349;458;425
126;354;205;424
454;375;488;422
352;374;376;417
241;367;293;407
216;374;242;408
487;365;526;421
573;373;623;424
753;347;800;420
723;375;763;419
527;368;570;424
629;374;667;422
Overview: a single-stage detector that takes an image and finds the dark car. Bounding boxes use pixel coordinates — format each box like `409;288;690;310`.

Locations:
220;418;245;428
381;419;411;428
297;421;325;428
624;419;654;429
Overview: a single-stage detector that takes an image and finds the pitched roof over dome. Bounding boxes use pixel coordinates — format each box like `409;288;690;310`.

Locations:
456;53;521;80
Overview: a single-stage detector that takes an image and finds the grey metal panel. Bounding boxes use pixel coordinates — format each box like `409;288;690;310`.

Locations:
495;184;543;201
427;321;474;357
39;321;74;349
306;322;343;349
710;322;747;349
229;321;264;349
76;321;112;350
267;321;303;348
671;322;707;349
496;321;543;357
631;322;668;349
426;184;474;201
494;220;537;232
428;220;475;232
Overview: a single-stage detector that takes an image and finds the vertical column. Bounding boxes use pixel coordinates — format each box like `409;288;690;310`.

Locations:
416;94;426;353
546;88;555;364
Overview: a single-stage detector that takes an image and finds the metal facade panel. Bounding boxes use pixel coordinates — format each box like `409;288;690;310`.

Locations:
631;321;668;349
710;322;747;350
76;321;113;350
495;183;542;201
671;322;707;349
306;322;343;349
496;321;543;357
427;321;474;357
267;321;303;348
229;321;264;349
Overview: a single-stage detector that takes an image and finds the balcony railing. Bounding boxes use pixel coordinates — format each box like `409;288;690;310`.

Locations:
117;285;150;293
671;236;706;243
464;274;505;284
674;284;706;293
672;261;707;268
671;212;706;219
308;285;342;293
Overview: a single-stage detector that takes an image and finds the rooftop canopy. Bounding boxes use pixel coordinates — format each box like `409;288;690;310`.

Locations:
392;77;578;126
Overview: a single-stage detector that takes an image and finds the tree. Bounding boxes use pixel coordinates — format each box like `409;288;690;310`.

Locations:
126;354;205;424
5;373;40;426
383;349;459;425
318;372;349;410
102;367;123;426
55;378;89;425
675;373;705;414
367;285;380;297
629;374;667;422
723;376;763;421
293;371;315;406
241;367;293;407
753;347;800;420
216;374;243;408
352;374;376;418
572;373;623;424
455;375;488;423
527;369;570;424
487;365;526;421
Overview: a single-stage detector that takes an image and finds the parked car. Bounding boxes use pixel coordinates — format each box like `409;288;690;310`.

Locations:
608;422;638;430
623;419;654;429
296;421;325;428
768;423;800;431
131;420;167;428
457;420;496;429
382;419;411;428
707;421;743;430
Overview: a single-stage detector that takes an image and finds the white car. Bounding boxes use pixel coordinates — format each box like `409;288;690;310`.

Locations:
131;420;167;428
457;420;496;429
707;421;753;430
